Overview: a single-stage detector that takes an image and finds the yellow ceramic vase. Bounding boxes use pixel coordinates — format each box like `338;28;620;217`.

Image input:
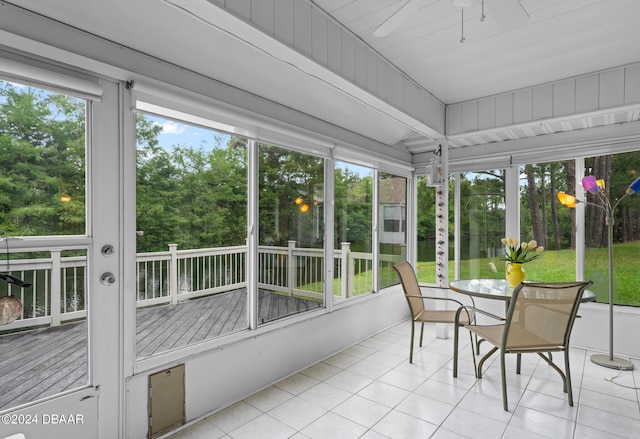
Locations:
505;262;525;287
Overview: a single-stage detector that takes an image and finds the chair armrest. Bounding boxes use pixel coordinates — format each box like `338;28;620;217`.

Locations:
418;286;478;309
454;305;504;326
405;294;470;310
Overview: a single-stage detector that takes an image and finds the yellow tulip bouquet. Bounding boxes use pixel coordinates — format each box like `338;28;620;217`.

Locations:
501;237;544;263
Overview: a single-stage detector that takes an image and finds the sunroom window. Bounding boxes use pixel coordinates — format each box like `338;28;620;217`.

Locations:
135;112;249;358
457;169;505;281
334;161;373;300
583;152;640;306
519;161;576;283
378;172;407;289
258;143;324;322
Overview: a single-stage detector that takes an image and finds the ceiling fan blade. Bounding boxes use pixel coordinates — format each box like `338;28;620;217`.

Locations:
489;0;529;32
374;0;423;37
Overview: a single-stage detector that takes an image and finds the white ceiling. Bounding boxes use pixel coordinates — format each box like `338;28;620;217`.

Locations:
314;0;640;104
5;0;640;157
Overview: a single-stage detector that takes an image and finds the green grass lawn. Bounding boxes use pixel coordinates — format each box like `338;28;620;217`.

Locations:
416;242;640;306
296;242;640;306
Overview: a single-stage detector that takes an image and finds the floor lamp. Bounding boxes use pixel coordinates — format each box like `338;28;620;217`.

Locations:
558;176;640;370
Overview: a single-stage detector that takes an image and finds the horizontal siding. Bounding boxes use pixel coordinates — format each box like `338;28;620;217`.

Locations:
447;62;640;135
217;0;445;138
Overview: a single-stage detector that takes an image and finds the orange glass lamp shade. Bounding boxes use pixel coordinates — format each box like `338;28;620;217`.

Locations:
557;192;577;208
294;197;304;205
299;203;309;213
60;194;72;202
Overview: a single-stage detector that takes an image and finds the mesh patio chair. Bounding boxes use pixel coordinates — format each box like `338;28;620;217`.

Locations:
393;261;474;364
455;280;593;411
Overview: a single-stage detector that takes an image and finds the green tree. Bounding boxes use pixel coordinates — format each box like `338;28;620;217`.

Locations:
335;166;372;251
258;144;324;248
135;114;248;252
0;82;85;236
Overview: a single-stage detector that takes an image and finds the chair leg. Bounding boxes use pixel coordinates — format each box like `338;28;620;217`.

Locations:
477;346;498;379
501;350;509;411
469;330;478;378
475;335;482;355
565;350;574;406
419;322;424;347
516;353;522;374
409;320;415;363
453;322;459;377
538;352;567;393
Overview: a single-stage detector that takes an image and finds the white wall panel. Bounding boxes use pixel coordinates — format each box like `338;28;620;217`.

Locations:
553;79;575;117
251;0;274;34
395;73;404;112
495;93;513;127
341;29;355;81
274;0;294;43
226;0;250;19
532;84;553;121
354;40;367;89
625;64;640;103
462;101;478;132
294;0;312;56
447;103;463;135
451;63;640;135
432;98;446;134
478;97;495;130
600;68;625;109
311;7;328;65
376;56;387;102
327;19;341;73
576;74;599;113
513;89;532;124
213;0;445;139
366;47;377;93
418;89;429;124
404;79;418;118
386;63;397;108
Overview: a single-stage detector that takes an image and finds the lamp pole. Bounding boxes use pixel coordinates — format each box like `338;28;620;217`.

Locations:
589;205;634;370
558;175;640;370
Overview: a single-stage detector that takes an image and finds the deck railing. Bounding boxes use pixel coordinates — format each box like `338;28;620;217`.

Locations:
0;242;384;332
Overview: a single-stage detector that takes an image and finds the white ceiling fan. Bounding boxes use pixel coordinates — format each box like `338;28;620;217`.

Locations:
373;0;529;38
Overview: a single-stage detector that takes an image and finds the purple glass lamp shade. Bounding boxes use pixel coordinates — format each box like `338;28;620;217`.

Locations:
582;175;599;193
627;177;640;195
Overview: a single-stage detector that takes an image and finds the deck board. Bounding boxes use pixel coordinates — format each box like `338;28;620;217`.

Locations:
0;289;322;411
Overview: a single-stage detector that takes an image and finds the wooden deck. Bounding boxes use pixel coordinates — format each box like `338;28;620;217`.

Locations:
0;289;321;411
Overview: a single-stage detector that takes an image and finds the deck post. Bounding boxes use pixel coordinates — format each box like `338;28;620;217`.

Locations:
340;242;350;300
169;244;179;305
287;240;296;296
51;249;62;326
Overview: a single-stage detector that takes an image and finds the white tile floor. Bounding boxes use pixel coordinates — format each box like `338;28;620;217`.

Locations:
166;320;640;438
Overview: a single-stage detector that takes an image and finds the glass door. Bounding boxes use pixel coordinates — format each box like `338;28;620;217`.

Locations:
0;80;91;410
0;75;122;438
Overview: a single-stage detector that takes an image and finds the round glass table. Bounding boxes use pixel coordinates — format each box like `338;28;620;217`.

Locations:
449;278;596;302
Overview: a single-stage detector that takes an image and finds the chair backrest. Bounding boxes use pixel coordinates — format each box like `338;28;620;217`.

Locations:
503;281;592;350
393;261;424;318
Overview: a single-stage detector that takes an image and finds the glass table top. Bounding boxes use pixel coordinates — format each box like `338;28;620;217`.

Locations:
449;278;596;302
